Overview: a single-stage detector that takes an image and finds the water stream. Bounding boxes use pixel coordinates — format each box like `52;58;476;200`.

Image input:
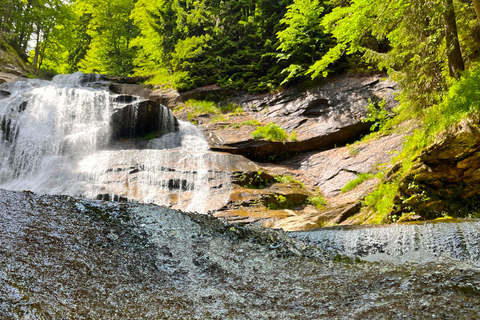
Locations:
291;220;480;266
0;73;231;213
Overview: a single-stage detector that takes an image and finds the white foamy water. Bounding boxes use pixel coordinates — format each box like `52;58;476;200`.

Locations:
0;74;228;213
291;221;480;265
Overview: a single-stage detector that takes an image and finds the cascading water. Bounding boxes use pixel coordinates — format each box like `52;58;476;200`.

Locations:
0;73;232;213
291;220;480;265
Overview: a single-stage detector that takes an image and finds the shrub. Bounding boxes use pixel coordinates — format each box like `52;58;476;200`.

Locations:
363;182;399;224
251;123;288;141
308;196;327;210
362;99;390;131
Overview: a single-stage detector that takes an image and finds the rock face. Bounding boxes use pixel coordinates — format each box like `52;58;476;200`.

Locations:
263;133;406;199
242;132;406;230
0;36;36;81
110;99;179;141
394;118;480;220
205;75;397;160
77;149;277;213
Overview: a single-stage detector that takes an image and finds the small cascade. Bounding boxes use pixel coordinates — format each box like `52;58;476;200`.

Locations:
52;71;103;86
0;73;230;213
78;121;231;213
291;221;480;265
0;83;112;190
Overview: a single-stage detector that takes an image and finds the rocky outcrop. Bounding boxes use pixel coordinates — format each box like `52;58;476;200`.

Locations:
393;117;480;220
230;132;406;230
203;75;397;160
0;36;36;81
261;132;406;199
110;99;179;141
104;75;182;109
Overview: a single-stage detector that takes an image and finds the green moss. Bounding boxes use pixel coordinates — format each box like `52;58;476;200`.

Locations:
341;173;375;193
181;100;243;123
289;130;298;141
252;123;288;142
211;114;229;123
274;175;306;189
231;119;262;129
307;195;327;210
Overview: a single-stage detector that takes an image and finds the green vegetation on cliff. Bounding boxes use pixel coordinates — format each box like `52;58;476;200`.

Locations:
361;64;480;223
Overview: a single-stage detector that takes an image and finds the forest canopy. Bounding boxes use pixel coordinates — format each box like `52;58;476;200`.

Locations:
1;0;479;107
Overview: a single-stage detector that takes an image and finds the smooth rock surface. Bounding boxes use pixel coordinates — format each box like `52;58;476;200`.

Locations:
110;99;179;141
204;75;397;160
1;189;480;319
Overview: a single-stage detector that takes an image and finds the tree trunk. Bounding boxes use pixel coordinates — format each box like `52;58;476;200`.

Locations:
443;0;464;79
33;26;40;70
473;0;480;26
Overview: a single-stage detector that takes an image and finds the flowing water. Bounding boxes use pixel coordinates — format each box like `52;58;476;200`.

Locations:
0;73;231;213
291;220;480;266
1;189;480;319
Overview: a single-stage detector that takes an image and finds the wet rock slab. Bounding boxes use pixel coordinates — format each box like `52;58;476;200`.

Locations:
1;189;480;319
205;75;397;160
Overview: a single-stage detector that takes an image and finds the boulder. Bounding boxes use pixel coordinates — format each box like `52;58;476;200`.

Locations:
204;75;397;160
109;84;182;109
110;99;179;141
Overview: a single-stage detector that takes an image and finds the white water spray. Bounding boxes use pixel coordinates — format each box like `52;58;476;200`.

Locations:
292;221;480;265
0;74;231;213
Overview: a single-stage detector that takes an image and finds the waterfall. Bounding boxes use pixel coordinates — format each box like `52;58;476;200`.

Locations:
0;73;230;213
290;221;480;265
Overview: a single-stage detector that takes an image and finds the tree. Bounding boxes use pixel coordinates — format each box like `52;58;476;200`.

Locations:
443;0;464;79
306;0;477;110
76;0;138;75
276;0;332;84
473;0;480;25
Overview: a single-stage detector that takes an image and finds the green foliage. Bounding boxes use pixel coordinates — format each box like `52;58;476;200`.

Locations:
341;173;374;193
267;194;305;210
77;0;138;75
359;65;480;222
423;64;480;134
185;100;219;115
211;114;229;123
363;99;390;131
274;175;306;188
252;123;288;142
289;130;298;141
305;0;479;113
363;182;399;224
238;171;273;189
182;100;243;122
276;0;333;84
230;119;262;129
307;195;327;209
129;0;291;92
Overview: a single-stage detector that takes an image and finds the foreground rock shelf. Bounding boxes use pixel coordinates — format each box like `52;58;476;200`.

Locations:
1;189;480;319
